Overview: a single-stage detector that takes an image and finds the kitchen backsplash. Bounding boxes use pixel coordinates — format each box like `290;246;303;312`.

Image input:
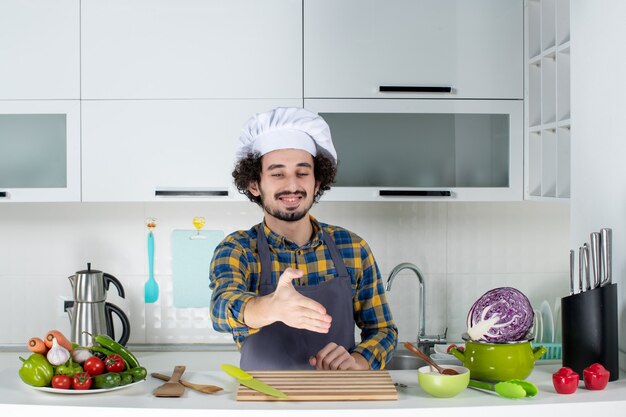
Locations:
0;201;569;346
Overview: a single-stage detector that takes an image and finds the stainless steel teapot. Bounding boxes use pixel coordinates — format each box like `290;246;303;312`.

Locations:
65;263;131;346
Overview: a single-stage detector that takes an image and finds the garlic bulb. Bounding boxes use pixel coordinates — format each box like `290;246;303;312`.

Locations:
46;337;70;366
71;347;93;364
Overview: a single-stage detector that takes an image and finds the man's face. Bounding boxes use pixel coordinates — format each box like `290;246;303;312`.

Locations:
248;149;320;222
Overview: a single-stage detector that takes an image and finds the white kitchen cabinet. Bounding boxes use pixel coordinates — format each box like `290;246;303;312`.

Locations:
81;99;302;202
305;99;523;201
0;101;81;202
81;0;302;100
525;0;570;200
0;0;80;99
304;0;523;99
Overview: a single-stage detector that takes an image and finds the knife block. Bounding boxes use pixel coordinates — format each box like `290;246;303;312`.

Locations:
561;283;619;381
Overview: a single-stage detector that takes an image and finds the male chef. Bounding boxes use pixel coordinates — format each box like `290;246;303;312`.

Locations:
209;107;397;370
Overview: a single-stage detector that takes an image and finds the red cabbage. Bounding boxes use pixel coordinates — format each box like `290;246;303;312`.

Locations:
466;287;534;343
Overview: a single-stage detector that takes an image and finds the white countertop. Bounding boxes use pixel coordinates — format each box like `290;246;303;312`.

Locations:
1;350;625;417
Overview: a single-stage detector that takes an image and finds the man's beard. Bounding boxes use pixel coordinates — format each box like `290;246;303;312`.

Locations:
260;189;314;222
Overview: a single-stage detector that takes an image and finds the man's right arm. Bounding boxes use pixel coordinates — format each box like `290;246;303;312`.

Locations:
210;242;332;336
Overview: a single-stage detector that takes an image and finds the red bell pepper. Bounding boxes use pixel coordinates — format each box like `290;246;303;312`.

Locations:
583;363;610;390
552;367;579;394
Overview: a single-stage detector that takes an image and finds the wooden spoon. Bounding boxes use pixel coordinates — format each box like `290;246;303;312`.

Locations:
403;342;459;375
151;372;223;394
153;365;186;397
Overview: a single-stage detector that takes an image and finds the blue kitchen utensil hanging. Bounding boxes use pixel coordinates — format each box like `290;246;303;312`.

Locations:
144;218;159;303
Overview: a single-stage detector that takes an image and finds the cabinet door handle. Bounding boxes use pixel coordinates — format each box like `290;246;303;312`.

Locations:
155;189;229;197
379;86;452;93
0;191;7;198
379;190;451;197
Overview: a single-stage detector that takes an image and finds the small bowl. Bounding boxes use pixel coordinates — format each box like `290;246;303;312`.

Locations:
417;365;470;398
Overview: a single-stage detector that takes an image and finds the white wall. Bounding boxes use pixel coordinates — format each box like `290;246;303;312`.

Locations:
571;0;626;369
0;201;568;346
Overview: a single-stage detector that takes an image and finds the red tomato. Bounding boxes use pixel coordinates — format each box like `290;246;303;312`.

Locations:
583;363;610;390
51;374;72;390
552;367;579;394
105;354;125;373
83;356;105;376
72;371;93;390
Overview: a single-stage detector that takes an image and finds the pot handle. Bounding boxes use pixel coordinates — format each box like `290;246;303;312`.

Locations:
532;345;547;361
448;345;465;361
105;302;131;346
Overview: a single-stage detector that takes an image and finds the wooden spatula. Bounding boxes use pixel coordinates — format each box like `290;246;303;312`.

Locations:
151;372;223;394
153;365;186;397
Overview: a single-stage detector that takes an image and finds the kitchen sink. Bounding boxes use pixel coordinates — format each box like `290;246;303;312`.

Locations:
385;348;427;370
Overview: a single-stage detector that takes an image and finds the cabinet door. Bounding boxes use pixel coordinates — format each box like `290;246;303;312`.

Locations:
0;101;81;202
305;0;523;99
81;99;302;202
0;0;80;99
81;0;302;99
304;99;523;201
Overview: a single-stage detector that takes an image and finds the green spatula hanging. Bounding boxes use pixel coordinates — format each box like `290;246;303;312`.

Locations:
144;218;159;303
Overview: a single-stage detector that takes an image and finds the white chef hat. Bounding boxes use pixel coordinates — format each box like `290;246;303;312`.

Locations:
237;107;337;165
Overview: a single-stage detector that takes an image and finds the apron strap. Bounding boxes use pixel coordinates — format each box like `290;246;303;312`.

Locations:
257;223;349;288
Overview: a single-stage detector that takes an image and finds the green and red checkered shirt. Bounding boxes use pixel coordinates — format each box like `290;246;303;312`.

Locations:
209;216;398;369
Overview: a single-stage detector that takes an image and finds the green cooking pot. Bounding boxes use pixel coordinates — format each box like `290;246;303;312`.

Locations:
449;341;546;381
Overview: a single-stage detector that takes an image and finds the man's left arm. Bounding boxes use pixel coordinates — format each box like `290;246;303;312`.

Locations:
350;240;398;370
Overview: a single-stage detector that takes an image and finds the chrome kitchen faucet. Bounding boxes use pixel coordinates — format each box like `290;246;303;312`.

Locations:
386;262;446;353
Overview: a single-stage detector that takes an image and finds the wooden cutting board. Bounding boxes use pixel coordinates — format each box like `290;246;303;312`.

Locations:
236;370;398;401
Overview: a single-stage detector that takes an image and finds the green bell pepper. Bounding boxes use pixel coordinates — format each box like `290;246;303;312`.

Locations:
55;361;83;376
18;354;54;387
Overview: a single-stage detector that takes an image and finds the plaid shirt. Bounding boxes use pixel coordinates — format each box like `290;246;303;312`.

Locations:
209;216;398;369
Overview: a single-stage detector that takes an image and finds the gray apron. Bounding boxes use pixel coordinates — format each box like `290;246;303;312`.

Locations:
239;225;356;370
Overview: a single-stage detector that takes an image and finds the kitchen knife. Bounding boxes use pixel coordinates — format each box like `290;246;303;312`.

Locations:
590;232;601;289
583;243;591;291
600;228;612;286
578;246;584;293
220;364;288;399
569;250;575;295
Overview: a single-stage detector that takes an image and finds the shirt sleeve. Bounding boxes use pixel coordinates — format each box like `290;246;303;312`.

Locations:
209;239;260;347
350;240;398;369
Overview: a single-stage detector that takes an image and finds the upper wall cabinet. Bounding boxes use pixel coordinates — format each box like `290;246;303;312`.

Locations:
81;0;302;100
0;100;81;202
0;0;80;99
304;0;523;99
81;99;302;202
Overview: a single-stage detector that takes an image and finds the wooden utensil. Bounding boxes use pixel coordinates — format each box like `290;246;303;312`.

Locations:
153;365;186;397
403;342;459;375
151;372;223;394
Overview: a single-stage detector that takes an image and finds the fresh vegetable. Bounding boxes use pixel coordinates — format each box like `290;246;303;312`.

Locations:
89;345;116;358
466;287;534;342
552;367;579;394
128;366;147;382
92;333;141;369
93;372;122;389
71;347;93;364
27;337;49;355
51;374;72;390
119;372;134;386
46;337;71;366
18;353;54;387
72;371;93;390
44;330;73;351
583;363;610;390
105;354;125;373
83;356;105;376
55;361;83;376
